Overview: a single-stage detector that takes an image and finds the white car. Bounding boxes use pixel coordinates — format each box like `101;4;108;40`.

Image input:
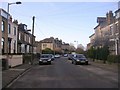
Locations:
64;54;68;57
54;54;61;58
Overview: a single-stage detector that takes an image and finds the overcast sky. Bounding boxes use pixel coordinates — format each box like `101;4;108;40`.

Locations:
0;1;119;48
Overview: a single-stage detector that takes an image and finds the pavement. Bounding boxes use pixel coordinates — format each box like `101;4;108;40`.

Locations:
1;57;118;89
88;59;118;73
2;64;32;89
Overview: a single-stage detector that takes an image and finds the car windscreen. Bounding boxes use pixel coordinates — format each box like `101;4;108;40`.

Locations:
76;55;85;58
41;55;50;58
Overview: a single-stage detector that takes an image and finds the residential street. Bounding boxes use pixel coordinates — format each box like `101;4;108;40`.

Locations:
8;57;118;88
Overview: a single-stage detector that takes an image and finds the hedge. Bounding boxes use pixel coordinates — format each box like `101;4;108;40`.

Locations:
107;55;120;64
23;54;31;64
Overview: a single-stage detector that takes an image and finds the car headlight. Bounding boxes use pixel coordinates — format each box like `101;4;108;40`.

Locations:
85;59;88;61
76;59;80;61
48;59;51;61
39;59;42;61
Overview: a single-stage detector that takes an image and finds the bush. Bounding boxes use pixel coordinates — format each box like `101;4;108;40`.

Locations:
23;54;31;64
23;53;40;64
107;55;120;64
2;58;7;70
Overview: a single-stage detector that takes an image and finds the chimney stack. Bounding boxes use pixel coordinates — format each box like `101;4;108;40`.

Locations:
106;11;114;25
13;20;18;25
9;16;12;22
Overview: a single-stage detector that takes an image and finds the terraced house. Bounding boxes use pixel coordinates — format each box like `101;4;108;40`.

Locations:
0;8;18;54
0;8;36;54
17;23;35;54
89;8;120;55
0;8;36;69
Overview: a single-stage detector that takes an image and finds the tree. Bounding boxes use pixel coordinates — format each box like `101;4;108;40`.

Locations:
87;46;96;61
77;44;84;50
42;48;53;54
76;48;84;54
101;46;109;63
54;48;62;54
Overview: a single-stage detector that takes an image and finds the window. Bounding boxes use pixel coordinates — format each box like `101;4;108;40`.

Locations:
115;23;118;34
19;33;21;40
2;20;5;32
13;40;16;53
14;27;16;35
29;37;31;43
8;38;11;53
43;44;47;48
2;38;4;53
110;26;114;35
24;35;26;41
8;24;11;34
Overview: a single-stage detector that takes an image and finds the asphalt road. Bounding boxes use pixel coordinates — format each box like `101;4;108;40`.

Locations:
8;57;118;88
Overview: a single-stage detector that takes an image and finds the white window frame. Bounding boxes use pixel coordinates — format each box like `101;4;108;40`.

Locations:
14;27;16;35
8;23;11;34
19;33;21;40
2;20;5;32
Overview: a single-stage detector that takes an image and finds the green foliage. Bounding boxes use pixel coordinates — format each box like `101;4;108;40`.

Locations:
54;51;61;54
23;54;31;64
107;55;120;64
75;48;84;54
87;46;95;59
87;45;109;63
23;53;40;64
42;48;54;54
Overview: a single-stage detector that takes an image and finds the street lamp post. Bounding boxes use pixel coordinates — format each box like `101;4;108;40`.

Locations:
8;2;21;13
74;40;78;49
31;16;35;65
5;1;22;69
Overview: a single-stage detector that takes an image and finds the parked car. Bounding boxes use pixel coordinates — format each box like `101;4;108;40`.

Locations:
39;54;52;65
72;54;88;65
64;54;68;57
68;54;74;60
49;54;55;61
54;54;61;58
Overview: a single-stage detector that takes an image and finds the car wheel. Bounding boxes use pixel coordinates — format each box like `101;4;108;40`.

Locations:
74;61;77;65
39;62;42;65
48;62;51;65
72;61;73;64
85;62;88;65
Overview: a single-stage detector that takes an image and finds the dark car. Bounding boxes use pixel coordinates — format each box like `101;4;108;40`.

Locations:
72;54;88;65
49;54;55;61
68;54;74;60
39;54;52;65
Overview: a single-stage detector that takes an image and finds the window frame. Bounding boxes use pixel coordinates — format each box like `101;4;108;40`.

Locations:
2;20;5;32
14;27;16;35
8;23;11;34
